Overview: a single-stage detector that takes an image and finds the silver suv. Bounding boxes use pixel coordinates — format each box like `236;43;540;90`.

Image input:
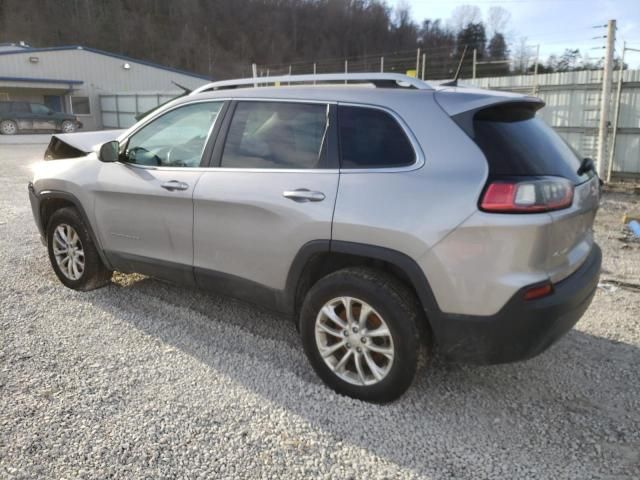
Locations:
29;73;602;402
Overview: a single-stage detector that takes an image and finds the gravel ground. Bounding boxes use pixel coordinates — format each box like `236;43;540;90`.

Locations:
1;142;639;479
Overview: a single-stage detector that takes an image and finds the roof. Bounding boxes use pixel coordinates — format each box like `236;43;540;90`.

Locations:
0;45;211;81
0;76;83;85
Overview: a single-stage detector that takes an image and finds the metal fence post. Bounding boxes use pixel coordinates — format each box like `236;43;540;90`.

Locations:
533;44;540;95
344;59;348;84
597;19;616;178
416;48;420;75
607;41;626;182
380;56;384;72
313;62;317;84
472;49;477;79
421;53;426;80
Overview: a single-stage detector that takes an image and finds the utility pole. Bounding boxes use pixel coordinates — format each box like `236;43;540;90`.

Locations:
597;19;616;178
533;44;540;95
472;49;477;79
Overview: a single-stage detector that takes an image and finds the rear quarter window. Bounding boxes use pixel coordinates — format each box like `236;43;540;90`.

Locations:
470;104;592;184
338;105;415;169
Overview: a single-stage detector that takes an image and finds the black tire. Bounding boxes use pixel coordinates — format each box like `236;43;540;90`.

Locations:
46;207;112;291
300;267;428;403
0;119;17;135
60;120;76;133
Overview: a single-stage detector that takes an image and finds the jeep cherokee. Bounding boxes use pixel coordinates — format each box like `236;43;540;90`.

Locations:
28;73;602;402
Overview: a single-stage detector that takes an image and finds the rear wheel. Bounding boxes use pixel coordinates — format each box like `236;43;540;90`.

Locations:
61;120;76;133
46;207;112;290
0;120;17;135
300;267;427;403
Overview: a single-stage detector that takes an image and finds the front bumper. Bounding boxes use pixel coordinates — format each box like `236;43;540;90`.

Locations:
430;243;602;364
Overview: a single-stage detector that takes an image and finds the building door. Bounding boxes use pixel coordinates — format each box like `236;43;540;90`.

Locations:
44;95;63;112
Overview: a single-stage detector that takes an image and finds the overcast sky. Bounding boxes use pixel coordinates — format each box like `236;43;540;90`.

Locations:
390;0;640;67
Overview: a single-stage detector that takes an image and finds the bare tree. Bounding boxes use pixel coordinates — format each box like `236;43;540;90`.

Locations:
449;4;482;32
487;6;511;37
511;37;531;73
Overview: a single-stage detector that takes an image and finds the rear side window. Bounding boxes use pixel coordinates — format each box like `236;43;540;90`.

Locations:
0;102;9;113
30;103;50;115
471;104;592;184
338;106;415;169
221;101;329;169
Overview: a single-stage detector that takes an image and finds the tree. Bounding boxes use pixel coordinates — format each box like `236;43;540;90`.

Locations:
457;22;486;58
511;37;531;74
487;6;511;37
487;33;508;59
449;4;481;32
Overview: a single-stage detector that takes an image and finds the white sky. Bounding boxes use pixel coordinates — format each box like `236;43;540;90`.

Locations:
389;0;640;67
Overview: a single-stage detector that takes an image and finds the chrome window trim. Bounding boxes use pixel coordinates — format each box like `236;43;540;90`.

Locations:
117;96;423;174
336;101;425;174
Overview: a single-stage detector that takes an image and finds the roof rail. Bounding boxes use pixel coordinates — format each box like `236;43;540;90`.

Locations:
190;73;432;95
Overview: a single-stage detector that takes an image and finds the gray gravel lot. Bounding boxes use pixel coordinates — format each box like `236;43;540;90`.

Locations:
1;141;639;479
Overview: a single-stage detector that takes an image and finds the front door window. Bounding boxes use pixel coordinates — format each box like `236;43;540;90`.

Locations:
124;102;223;168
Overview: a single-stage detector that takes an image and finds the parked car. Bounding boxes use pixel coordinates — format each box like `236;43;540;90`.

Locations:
28;73;601;402
0;101;82;134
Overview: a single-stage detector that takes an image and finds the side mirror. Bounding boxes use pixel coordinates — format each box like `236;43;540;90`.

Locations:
98;141;120;163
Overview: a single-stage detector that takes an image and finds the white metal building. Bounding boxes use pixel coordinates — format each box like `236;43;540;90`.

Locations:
0;44;210;131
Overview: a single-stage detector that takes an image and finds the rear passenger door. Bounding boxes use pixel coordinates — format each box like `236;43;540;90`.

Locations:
193;100;339;301
30;103;56;130
11;102;32;130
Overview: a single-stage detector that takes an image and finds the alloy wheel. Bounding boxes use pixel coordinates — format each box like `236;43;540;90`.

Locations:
315;296;395;386
52;224;85;280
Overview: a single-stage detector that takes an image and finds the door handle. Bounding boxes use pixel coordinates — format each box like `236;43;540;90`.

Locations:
283;189;325;202
161;180;189;191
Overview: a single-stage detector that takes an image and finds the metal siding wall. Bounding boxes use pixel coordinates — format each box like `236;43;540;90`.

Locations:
0;49;207;131
467;70;640;175
100;93;179;128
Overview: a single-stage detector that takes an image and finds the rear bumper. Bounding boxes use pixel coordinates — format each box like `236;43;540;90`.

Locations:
430;243;602;364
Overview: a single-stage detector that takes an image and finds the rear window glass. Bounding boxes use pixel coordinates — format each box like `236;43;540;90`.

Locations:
338;106;415;169
472;105;592;184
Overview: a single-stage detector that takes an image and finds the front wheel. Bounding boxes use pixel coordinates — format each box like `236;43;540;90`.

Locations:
46;207;112;290
300;267;428;403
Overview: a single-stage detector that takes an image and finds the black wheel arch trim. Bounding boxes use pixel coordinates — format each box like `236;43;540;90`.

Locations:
284;239;443;320
34;188;113;270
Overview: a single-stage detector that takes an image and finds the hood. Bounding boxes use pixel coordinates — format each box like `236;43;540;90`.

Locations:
44;129;126;160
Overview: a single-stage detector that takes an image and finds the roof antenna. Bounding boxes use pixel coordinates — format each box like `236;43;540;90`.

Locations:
441;45;468;87
171;81;192;94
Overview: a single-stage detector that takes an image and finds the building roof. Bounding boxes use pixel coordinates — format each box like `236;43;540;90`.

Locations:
0;45;211;81
0;76;83;85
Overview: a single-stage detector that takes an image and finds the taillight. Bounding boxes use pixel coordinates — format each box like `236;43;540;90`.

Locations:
480;177;574;213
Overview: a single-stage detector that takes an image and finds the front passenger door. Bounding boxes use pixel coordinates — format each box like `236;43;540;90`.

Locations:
93;101;225;282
